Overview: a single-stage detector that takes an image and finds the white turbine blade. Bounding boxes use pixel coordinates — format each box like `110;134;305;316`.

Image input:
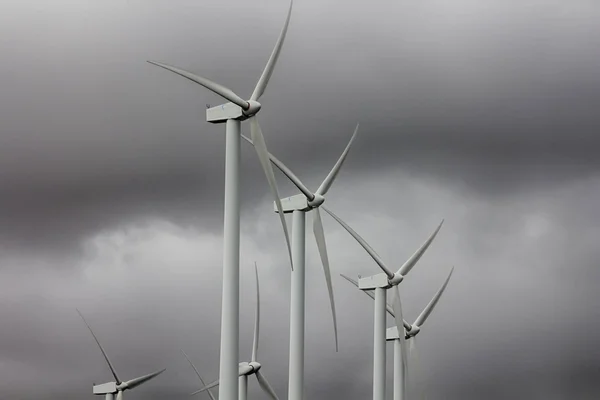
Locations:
255;370;279;400
76;309;121;384
315;123;359;196
339;273;359;287
191;378;221;396
121;368;166;390
339;274;412;329
181;350;217;400
251;263;261;362
313;208;339;352
250;116;293;270
391;285;408;385
147;61;249;109
414;266;454;328
250;0;294;101
240;134;314;201
116;391;123;400
322;207;394;279
397;219;444;277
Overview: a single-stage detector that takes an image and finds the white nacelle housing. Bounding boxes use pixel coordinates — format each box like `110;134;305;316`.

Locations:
386;326;400;341
93;382;117;395
274;194;310;213
206;102;245;123
358;273;390;290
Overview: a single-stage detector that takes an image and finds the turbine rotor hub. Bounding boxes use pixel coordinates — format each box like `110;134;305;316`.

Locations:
405;325;420;339
388;273;404;286
243;100;262;116
248;361;262;372
307;194;325;208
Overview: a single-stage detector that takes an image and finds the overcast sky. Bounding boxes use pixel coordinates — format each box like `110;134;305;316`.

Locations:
0;0;599;399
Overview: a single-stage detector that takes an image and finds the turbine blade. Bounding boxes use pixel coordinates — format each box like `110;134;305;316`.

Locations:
250;117;293;270
191;378;220;396
339;274;412;329
391;285;408;384
315;123;359;196
414;266;454;328
255;370;279;400
313;208;338;352
251;263;261;362
180;350;217;400
147;61;248;109
250;0;294;101
241;134;314;200
76;309;121;384
322;207;394;279
121;368;166;390
339;273;358;287
116;391;123;400
397;219;444;277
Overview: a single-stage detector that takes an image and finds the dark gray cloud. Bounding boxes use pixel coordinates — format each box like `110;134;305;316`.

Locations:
0;0;599;399
1;0;600;251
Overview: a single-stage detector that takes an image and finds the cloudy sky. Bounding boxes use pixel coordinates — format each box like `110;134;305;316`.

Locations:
0;0;599;398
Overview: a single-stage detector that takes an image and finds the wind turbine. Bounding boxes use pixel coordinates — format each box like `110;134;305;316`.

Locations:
147;2;294;400
76;309;166;400
240;124;359;400
181;349;217;400
193;263;280;400
322;208;443;400
340;267;454;400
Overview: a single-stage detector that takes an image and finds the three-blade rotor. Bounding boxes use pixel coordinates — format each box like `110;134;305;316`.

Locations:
322;209;443;383
339;266;454;394
340;267;454;338
76;309;165;397
148;0;295;271
240;123;360;352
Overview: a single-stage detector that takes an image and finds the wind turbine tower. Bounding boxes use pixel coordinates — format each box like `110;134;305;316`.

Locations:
241;124;359;400
324;209;443;400
148;3;295;400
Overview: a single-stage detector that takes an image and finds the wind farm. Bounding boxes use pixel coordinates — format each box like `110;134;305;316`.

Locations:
1;0;595;399
144;0;455;398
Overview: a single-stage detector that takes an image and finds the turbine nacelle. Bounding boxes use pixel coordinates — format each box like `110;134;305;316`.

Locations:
206;101;261;123
93;382;117;395
358;273;391;290
385;325;420;341
358;272;404;290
